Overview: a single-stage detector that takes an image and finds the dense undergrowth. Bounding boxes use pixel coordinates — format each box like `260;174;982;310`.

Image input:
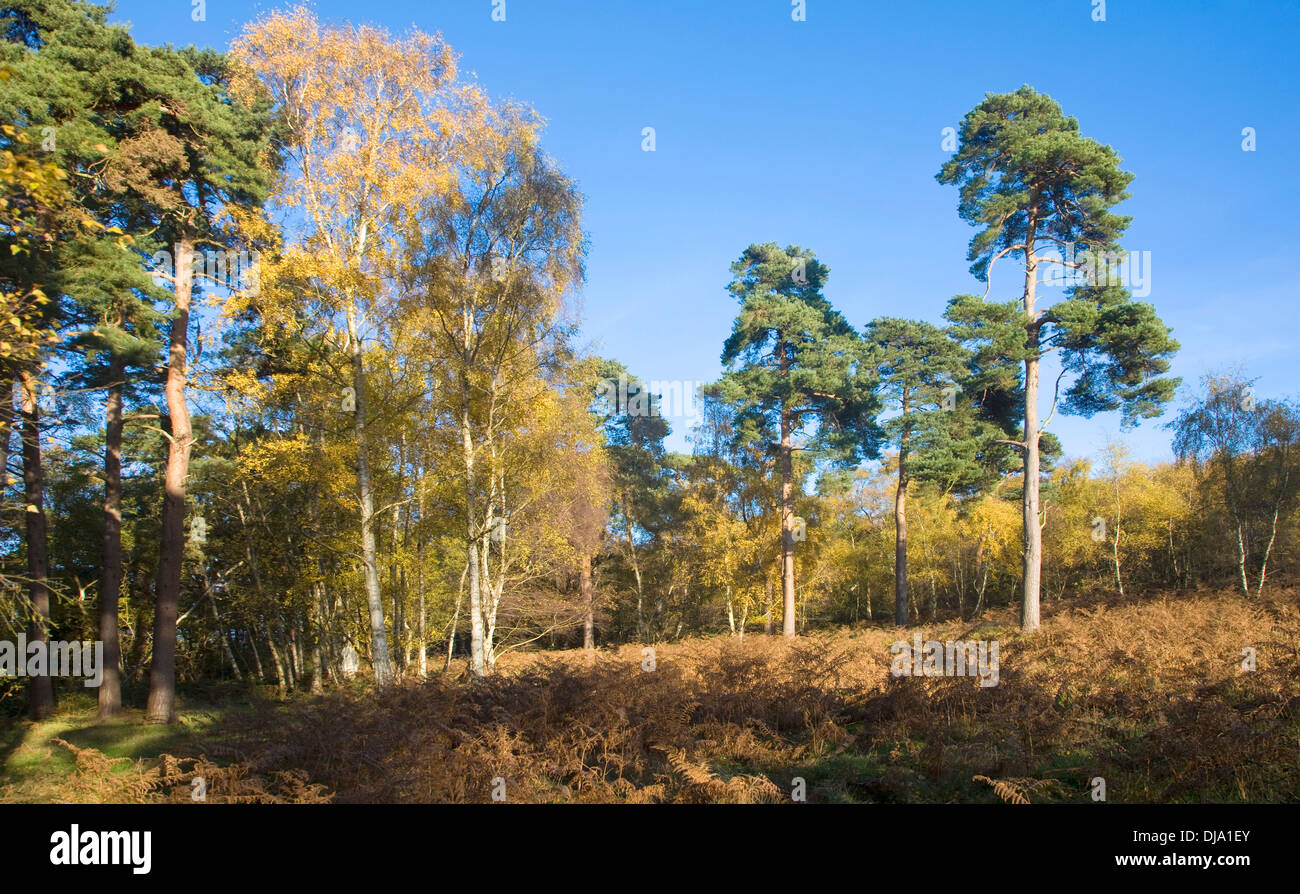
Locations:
3;588;1297;804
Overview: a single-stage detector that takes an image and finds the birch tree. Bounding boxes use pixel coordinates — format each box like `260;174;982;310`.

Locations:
405;116;584;676
233;6;478;685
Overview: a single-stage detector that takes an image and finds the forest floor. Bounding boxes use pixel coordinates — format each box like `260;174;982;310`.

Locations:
2;587;1298;803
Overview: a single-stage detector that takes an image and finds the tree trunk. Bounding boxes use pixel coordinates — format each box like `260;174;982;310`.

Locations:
147;236;196;724
1255;501;1283;599
0;378;13;503
446;559;467;673
1112;516;1125;599
1020;210;1043;633
349;317;393;686
763;576;773;635
264;625;288;697
309;580;325;693
461;376;486;676
207;591;242;681
248;634;266;681
390;502;403;677
1234;522;1250;598
417;534;427;678
287;624;301;686
96;362;126;719
725;583;736;635
20;369;54;719
236;481;284;682
1254;446;1290;599
894;424;909;627
581;553;595;650
779;406;796;637
973;532;989;619
624;511;646;643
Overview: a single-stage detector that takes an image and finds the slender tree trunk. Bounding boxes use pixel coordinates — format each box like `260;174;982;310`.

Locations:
973;532;989;619
124;592;149;686
287;624;301;686
390;460;403;676
264;625;288;697
208;592;242;681
0;378;13;502
779;406;796;637
1020;210;1043;633
461;378;485;676
248;634;265;681
1167;519;1178;588
624;512;645;643
483;452;506;671
446;559;467;673
894;424;910;627
309;580;325;693
725;583;736;636
1253;447;1290;599
235;482;280;696
97;362;125;719
1112;518;1125;598
763;576;774;635
348;315;393;686
417;534;427;679
581;553;595;650
147;236;196;723
20;369;54;719
1255;502;1282;599
310;624;325;693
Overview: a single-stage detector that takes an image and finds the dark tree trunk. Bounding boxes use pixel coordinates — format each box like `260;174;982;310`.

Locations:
0;378;13;507
98;362;125;719
20;369;54;719
207;591;242;681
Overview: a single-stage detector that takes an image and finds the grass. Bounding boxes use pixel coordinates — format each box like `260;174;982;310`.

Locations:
2;586;1298;803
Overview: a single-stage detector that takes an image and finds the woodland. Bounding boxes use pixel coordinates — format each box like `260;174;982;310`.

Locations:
1;1;1296;804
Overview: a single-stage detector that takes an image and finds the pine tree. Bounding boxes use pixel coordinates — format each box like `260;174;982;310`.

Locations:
595;358;671;643
1;0;166;718
862;318;969;626
125;43;272;722
716;243;879;636
938;86;1178;632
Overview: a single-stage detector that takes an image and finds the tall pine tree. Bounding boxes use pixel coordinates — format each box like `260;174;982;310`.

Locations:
938;86;1178;632
863;318;968;626
717;243;879;637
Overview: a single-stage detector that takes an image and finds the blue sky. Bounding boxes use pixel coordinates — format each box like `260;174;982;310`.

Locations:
112;0;1300;463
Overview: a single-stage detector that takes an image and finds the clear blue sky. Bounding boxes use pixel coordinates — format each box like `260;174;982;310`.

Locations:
112;0;1300;463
